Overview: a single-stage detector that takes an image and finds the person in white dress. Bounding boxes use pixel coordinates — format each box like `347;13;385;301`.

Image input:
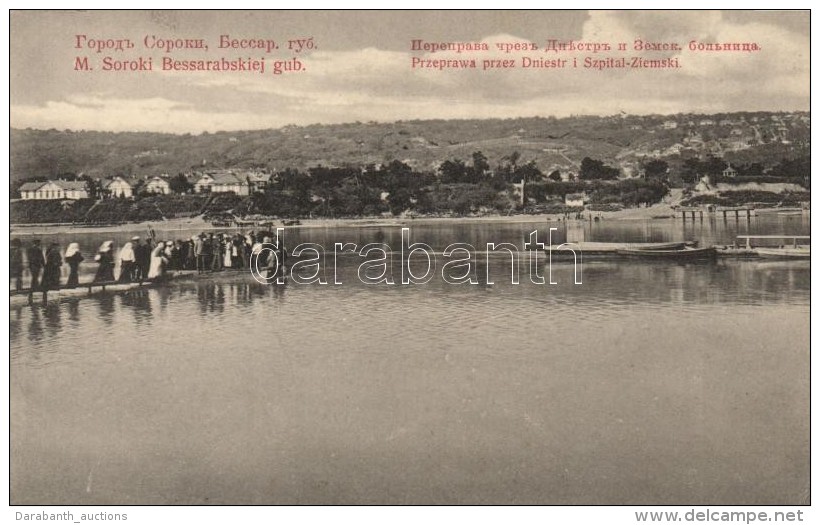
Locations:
147;241;168;280
118;241;136;283
223;237;234;268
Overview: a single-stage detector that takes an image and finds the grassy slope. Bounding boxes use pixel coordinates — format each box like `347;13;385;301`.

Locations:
11;112;809;181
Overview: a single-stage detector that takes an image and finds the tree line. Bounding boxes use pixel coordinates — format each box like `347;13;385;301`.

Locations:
10;151;810;221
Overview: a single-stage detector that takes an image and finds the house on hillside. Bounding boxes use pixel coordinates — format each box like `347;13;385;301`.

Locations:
565;193;587;208
722;164;738;178
245;171;274;193
695;175;712;192
19;180;89;200
664;143;685;156
145;176;172;195
194;171;250;195
212;172;251;195
620;163;640;178
194;173;214;193
511;180;525;207
102;176;135;198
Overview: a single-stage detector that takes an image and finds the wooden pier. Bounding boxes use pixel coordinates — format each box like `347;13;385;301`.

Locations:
715;206;756;220
676;207;705;220
12;280;152;306
10;271;199;306
676;206;756;221
13;280;125;296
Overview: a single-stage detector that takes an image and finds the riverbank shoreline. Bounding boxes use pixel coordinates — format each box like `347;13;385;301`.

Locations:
11;203;684;236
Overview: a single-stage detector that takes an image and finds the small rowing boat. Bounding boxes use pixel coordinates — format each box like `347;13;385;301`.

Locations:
553;241;687;255
755;247;810;259
617;246;717;260
716;246;759;258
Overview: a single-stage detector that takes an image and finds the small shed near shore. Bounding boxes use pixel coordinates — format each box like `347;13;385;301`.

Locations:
565;193;587;208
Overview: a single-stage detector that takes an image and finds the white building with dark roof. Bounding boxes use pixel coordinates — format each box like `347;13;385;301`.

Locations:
722;164;738;178
145;176;172;194
103;176;135;198
565;193;587;207
19;180;89;200
194;171;251;195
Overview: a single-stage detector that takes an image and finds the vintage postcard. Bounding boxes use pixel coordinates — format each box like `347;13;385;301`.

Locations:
8;9;810;513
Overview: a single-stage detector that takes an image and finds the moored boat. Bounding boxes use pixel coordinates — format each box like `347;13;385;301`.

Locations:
716;245;759;258
551;241;687;255
755;247;810;259
617;246;717;259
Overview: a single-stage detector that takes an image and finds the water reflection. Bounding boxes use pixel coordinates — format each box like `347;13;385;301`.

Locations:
66;300;80;322
196;282;225;314
186;279;288;316
9;258;810;343
10;307;22;340
25;305;43;343
120;289;153;325
96;293;116;326
42;303;62;337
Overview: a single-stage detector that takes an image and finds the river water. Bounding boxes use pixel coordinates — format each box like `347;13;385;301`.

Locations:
10;215;810;504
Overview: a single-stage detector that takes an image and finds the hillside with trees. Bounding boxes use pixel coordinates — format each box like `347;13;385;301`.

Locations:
10;111;809;183
10;111;810;224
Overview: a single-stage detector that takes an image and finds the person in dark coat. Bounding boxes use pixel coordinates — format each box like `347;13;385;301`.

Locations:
242;233;253;269
178;239;191;270
211;234;223;272
203;233;214;272
64;243;84;288
93;241;116;283
41;243;63;304
274;239;288;278
194;235;205;274
26;239;45;291
232;235;244;268
11;238;24;291
134;237;150;282
171;240;183;270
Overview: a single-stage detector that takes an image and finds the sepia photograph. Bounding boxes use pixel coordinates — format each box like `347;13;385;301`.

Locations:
8;8;811;513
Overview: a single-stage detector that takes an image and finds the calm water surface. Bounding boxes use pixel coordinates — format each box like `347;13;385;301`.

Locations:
10;216;810;504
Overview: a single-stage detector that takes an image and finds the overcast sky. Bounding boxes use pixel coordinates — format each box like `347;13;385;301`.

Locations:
10;10;810;133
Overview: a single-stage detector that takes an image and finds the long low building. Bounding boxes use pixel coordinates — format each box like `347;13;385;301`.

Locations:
194;171;258;195
19;180;89;200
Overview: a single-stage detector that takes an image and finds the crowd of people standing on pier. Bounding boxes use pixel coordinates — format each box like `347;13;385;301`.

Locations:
10;231;287;303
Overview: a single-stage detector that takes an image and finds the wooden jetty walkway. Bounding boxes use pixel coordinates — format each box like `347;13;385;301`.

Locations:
676;206;757;221
716;206;756;220
10;271;200;306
